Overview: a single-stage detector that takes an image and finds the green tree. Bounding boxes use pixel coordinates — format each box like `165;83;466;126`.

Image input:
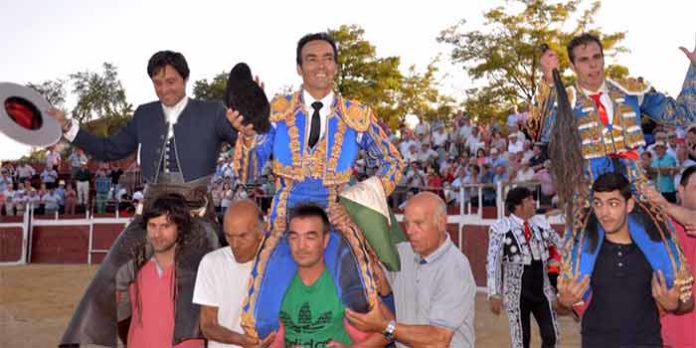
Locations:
70;62;133;126
398;62;455;126
193;71;228;103
192;25;452;129
331;24;453;128
438;0;628;121
26;79;67;109
330;24;404;126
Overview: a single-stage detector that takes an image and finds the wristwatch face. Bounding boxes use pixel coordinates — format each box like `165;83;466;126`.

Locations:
383;320;396;341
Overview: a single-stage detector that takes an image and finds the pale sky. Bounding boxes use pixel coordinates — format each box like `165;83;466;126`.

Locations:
1;0;694;160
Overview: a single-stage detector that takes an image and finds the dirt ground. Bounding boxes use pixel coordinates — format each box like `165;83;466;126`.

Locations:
0;265;581;347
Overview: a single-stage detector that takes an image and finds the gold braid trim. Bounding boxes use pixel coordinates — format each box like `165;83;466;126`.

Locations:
527;81;552;142
285;94;303;171
638;194;695;303
327;98;348;176
607;77;651;95
233;137;254;183
330;196;378;310
342;99;370;132
241;180;293;339
367;109;404;195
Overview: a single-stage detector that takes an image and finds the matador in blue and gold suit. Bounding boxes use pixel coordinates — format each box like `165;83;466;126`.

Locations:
233;88;404;339
529;59;696;303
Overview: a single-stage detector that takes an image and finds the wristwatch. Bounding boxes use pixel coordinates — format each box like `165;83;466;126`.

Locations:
383;320;396;342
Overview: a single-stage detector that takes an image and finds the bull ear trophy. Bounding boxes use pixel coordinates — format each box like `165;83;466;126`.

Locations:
0;82;61;147
548;69;585;230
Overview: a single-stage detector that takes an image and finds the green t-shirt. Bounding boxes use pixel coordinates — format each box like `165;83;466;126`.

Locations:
280;270;352;347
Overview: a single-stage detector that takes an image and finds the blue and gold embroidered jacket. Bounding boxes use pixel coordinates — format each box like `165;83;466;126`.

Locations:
234;90;404;231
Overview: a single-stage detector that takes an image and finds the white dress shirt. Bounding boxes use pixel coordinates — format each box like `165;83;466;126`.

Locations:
162;96;189;139
302;89;334;146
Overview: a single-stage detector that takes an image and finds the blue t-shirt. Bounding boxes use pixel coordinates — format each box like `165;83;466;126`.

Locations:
652;154;677;193
95;176;111;194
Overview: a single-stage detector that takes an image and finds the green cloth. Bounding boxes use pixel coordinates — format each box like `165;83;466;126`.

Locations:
340;197;405;271
280;270;352;347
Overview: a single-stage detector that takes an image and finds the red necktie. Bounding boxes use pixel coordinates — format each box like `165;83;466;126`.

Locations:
523;221;532;242
589;93;610;126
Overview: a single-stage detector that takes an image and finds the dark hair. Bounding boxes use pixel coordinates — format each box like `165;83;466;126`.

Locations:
567;33;603;64
539;43;552;57
289;203;330;235
584;172;664;251
132;193;192;325
680;165;696;187
147;50;190;80
505;186;533;214
470;164;480;174
591;172;631;200
296;33;338;66
140;193;192;238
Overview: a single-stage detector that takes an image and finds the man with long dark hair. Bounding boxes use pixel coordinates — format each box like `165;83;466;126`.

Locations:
558;172;694;347
115;193;214;347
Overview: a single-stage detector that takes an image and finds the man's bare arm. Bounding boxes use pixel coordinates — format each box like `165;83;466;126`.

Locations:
200;305;272;347
392;324;454;348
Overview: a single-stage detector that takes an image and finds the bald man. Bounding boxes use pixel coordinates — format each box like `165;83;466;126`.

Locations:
192;200;275;348
346;192;476;347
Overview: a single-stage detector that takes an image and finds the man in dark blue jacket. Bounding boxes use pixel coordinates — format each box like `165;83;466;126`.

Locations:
51;51;237;183
56;51;235;347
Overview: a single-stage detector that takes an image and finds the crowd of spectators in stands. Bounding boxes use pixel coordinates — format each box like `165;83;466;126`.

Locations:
2;114;695;220
0;148;141;218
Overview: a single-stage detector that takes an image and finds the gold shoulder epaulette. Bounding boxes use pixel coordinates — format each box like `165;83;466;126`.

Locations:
343;99;370;132
607;77;651;95
269;94;296;122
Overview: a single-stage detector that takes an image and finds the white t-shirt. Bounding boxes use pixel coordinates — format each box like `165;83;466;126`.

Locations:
193;247;254;348
456;125;472;143
399;139;418;157
514;167;536;183
507;140;524;154
432;131;448;147
415;122;430;137
418;149;439;163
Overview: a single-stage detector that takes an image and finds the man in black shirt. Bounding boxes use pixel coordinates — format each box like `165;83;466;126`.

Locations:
74;163;92;208
109;164;124;187
558;172;694;347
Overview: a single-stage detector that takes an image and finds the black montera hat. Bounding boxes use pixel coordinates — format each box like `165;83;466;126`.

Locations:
225;63;271;134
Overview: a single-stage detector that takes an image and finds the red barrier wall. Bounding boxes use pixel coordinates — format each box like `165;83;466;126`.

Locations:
30;226;90;263
0;226;23;262
3;217;565;287
90;224;126;264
